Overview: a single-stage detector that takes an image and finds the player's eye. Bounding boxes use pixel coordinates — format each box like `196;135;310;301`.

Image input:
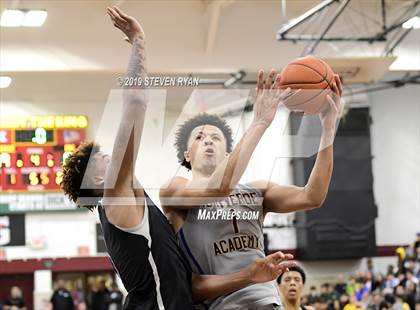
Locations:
195;135;202;140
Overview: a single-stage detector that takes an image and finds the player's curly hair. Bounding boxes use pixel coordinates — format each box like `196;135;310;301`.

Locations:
61;141;101;211
174;113;233;170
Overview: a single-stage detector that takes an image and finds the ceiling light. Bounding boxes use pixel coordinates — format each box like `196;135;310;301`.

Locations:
22;10;47;27
402;16;420;29
0;9;24;27
0;76;12;88
0;9;47;27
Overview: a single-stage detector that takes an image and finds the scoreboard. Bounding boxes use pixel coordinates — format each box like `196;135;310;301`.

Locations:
0;115;87;193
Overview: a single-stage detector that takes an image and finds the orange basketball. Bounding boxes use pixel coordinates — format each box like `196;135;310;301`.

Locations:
280;55;335;115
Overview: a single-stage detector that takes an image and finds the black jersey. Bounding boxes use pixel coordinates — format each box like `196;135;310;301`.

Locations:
98;192;193;310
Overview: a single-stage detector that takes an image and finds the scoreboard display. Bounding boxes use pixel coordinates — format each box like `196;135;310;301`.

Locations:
0;115;87;193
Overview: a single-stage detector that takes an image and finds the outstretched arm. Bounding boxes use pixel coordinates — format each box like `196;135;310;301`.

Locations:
191;251;296;303
102;7;148;228
256;75;343;214
160;71;292;209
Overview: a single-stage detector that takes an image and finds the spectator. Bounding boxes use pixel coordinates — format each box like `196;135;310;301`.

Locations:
315;296;330;310
308;286;319;305
339;293;350;310
50;279;74;310
343;293;363;310
413;232;420;260
392;286;410;310
366;292;383;310
406;269;419;287
277;266;314;310
373;273;386;292
3;286;26;310
50;280;74;310
71;284;86;310
335;275;347;296
347;277;357;295
384;274;399;294
360;291;370;310
91;280;109;310
107;283;123;310
405;281;417;310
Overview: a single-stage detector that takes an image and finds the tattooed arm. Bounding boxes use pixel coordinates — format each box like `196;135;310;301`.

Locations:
102;7;148;228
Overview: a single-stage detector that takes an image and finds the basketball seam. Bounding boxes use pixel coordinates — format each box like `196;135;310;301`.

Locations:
287;61;334;89
288;62;327;83
281;81;328;86
286;86;331;108
319;59;335;89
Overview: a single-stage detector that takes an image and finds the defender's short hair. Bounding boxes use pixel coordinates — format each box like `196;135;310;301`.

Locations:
277;266;306;284
174;113;233;170
61;141;101;211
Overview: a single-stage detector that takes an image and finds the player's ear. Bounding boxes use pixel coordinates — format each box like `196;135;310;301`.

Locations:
184;150;190;163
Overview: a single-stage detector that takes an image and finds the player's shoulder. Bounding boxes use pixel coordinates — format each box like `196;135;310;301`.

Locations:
246;179;276;194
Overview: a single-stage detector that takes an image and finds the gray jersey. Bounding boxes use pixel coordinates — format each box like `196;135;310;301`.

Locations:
179;184;280;310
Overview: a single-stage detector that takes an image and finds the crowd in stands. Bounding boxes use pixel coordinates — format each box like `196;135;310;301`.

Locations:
298;232;420;310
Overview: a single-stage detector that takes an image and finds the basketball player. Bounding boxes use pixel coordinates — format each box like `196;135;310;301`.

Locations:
277;266;314;310
160;69;342;309
62;6;296;310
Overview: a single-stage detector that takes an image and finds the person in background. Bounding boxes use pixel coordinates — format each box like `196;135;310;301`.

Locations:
91;280;109;310
320;283;336;309
412;232;420;260
3;286;26;310
338;293;350;310
335;275;348;296
392;285;410;310
308;286;319;305
405;281;417;310
107;283;123;310
71;284;86;310
49;280;74;310
277;266;314;310
314;296;330;310
343;293;363;310
383;274;399;294
366;292;383;310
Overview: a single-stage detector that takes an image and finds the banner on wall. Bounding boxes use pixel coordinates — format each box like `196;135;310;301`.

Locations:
0;214;25;246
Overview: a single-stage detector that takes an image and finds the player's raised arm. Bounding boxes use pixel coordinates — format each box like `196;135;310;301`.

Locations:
191;251;296;303
254;74;343;214
102;7;148;228
160;71;292;209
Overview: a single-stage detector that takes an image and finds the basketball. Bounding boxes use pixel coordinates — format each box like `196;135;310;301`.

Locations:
280;55;335;115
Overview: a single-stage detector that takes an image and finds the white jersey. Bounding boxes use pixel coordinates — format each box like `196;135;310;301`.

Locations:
179;184;280;310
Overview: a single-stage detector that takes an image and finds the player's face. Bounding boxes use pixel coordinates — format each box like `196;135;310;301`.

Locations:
279;271;304;303
186;125;227;174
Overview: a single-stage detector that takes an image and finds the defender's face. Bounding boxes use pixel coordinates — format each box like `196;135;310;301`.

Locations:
90;151;111;185
186;125;227;173
279;271;304;303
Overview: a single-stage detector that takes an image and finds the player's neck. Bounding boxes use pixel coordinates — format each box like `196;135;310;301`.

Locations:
283;299;301;310
191;167;213;180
